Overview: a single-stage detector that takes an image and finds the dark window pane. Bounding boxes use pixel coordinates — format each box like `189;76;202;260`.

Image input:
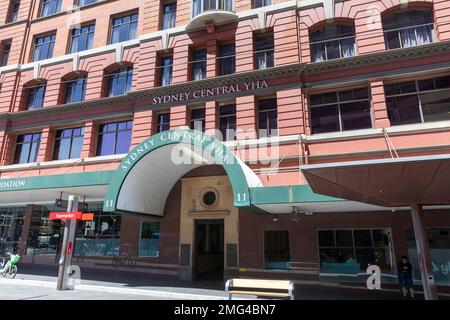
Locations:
354;230;372;247
340;101;372;131
139;221;160;257
318;230;335;247
386;95;421;125
264;231;290;270
420;90;450;122
311;104;339;134
335;230;353;247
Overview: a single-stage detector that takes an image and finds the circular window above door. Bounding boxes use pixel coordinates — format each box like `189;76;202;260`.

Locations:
202;190;218;207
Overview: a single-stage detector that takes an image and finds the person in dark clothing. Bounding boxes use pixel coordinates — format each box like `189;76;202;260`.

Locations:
398;255;414;299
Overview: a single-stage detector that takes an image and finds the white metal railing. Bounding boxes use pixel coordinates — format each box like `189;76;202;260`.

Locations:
192;0;235;18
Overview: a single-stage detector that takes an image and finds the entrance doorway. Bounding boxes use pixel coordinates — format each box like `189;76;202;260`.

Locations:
194;219;224;281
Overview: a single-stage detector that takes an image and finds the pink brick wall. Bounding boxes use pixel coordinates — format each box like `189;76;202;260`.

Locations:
132;109;155;147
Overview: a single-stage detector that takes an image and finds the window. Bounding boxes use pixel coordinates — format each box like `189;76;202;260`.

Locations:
74;202;121;257
70;24;95;53
96;120;132;156
193;0;233;17
26;84;46;110
107;66;133;97
309;87;372;134
65;76;87;104
310;24;356;62
257;99;277;137
383;9;434;50
0;207;25;254
53;127;85;160
191;49;206;81
40;0;62;17
7;1;20;23
156;112;170;133
26;204;63;256
13;133;41;164
318;229;393;273
139;221;160;257
264;231;290;270
162;2;176;30
111;13;138;44
33;33;56;62
219;104;236;141
253;0;270;8
158;55;173;86
385;76;450;125
1;41;11;66
190;108;205;132
78;0;97;7
255;33;274;69
218;43;235;76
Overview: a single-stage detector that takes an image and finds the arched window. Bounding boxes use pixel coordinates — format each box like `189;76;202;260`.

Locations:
105;66;133;97
24;80;46;110
64;75;87;104
382;8;434;49
310;24;356;62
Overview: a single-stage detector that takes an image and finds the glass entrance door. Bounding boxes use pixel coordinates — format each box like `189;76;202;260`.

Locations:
194;219;224;281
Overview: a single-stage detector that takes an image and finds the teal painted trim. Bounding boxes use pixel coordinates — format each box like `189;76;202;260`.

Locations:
0;170;115;192
250;184;344;205
103;129;252;213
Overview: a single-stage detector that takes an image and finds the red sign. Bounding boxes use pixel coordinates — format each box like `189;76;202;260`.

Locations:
81;213;94;221
49;212;94;221
49;212;82;220
67;241;73;256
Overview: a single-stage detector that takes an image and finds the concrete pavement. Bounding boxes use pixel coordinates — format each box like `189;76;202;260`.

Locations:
4;263;448;300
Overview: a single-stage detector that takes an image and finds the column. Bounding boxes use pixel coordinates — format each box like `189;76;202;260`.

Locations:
80;121;96;159
370;79;390;129
206;39;217;78
236;95;257;140
273;9;300;66
136;41;158;90
277;88;305;136
172;44;189;84
131;109;155;148
235;29;253;73
170;105;188;129
205;101;217;138
410;204;439;300
1;132;15;165
37;125;54;162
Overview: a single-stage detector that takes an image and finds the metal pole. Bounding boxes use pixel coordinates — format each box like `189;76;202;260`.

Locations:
56;195;78;291
410;203;438;300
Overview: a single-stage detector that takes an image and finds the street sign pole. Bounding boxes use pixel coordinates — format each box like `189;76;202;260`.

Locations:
57;195;78;290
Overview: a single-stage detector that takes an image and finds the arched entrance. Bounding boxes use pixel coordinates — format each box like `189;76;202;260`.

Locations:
103;129;262;280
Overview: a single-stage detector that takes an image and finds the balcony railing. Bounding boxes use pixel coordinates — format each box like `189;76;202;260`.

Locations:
192;0;235;18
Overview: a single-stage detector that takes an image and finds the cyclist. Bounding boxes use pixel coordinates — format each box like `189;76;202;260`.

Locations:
1;252;20;275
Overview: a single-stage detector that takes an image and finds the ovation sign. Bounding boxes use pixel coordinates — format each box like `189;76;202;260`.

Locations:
152;80;269;105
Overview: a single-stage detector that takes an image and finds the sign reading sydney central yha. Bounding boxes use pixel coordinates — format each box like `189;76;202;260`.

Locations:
152;80;269;105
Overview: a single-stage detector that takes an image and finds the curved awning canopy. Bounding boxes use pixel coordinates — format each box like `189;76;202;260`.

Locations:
103;129;262;215
301;154;450;207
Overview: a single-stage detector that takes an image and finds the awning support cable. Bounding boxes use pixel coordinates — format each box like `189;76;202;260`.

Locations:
383;128;399;158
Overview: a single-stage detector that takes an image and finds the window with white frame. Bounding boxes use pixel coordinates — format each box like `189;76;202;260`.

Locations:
309;87;372;134
382;9;435;50
384;76;450;126
310;24;356;62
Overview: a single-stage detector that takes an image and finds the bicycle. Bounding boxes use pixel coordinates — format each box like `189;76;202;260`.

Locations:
0;252;20;279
